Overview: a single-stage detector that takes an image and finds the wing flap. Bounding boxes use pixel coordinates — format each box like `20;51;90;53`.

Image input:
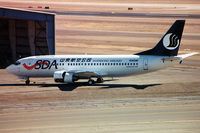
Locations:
67;70;103;78
74;71;100;78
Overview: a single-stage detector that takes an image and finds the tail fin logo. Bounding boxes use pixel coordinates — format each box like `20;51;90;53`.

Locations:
163;33;180;50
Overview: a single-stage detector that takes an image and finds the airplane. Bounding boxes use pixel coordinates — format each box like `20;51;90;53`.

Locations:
6;20;198;85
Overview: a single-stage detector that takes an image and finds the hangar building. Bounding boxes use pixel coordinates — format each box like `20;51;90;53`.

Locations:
0;7;55;68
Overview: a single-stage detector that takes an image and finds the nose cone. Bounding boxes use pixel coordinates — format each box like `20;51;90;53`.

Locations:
6;64;17;74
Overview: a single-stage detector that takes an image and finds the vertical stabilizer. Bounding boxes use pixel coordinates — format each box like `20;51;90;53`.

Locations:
136;20;185;56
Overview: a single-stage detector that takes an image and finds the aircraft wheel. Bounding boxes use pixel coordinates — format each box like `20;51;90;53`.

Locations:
96;77;104;83
25;79;30;85
88;79;95;85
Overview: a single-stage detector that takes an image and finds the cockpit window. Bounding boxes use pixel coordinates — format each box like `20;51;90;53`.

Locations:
14;61;21;65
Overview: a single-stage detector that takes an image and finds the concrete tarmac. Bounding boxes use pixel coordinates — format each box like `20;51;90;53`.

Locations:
0;96;200;133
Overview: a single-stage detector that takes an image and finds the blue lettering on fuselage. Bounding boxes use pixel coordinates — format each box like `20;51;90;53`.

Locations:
60;58;92;62
35;60;58;69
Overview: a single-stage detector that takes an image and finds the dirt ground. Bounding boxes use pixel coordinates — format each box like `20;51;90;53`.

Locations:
0;0;200;132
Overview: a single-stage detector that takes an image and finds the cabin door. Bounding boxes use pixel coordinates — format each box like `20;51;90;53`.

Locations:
143;58;148;70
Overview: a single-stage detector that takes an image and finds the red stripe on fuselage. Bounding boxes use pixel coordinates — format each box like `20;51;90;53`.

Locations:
23;63;37;70
23;61;49;70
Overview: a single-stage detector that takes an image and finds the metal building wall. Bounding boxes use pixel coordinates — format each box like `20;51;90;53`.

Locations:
0;19;11;68
0;7;55;68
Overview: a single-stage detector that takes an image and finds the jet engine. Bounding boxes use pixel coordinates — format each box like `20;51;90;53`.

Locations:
53;71;75;83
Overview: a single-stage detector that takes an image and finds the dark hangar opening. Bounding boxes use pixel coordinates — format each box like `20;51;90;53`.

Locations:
0;7;55;69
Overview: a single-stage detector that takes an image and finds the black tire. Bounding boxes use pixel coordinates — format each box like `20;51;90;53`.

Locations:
25;80;30;85
88;79;95;85
96;77;103;83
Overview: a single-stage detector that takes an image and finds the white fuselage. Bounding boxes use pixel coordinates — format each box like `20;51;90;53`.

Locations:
6;20;194;84
7;55;179;78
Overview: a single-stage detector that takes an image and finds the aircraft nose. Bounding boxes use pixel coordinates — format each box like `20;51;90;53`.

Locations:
6;64;15;74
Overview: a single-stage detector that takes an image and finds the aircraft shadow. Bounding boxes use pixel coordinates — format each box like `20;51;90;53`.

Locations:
0;82;161;91
93;83;161;90
0;83;78;91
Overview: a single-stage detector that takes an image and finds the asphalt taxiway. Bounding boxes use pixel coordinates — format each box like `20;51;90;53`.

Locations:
45;11;200;18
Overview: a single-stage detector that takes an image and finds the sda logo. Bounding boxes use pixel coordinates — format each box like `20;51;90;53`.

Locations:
163;33;180;50
23;60;58;70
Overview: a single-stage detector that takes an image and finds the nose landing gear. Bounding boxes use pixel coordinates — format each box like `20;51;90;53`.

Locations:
25;78;30;85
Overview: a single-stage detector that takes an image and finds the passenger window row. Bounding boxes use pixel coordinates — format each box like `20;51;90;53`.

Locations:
58;62;138;66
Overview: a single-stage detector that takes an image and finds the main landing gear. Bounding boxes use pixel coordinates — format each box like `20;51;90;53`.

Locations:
88;77;104;85
88;79;95;85
96;77;104;83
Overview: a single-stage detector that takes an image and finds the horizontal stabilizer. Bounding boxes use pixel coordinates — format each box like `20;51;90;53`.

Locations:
177;52;198;59
161;52;198;63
